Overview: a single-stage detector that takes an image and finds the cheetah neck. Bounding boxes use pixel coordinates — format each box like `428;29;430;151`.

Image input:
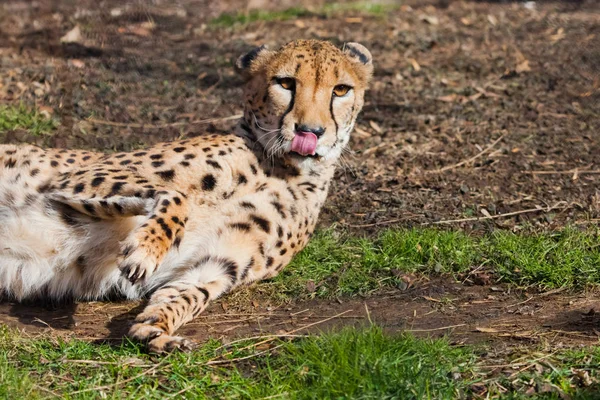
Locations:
234;120;337;181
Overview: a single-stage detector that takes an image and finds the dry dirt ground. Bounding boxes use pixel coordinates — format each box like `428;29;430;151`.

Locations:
1;0;600;351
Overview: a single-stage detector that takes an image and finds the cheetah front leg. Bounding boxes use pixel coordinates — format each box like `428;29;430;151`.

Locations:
129;257;236;353
118;190;188;283
50;170;189;284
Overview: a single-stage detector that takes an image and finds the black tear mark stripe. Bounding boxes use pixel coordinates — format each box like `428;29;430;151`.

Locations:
278;83;296;129
329;94;339;137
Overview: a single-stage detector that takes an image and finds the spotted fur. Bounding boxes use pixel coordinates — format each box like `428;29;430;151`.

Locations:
0;40;373;353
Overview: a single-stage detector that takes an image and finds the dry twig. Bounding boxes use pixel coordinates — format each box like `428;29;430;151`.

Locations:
86;114;242;129
425;201;569;225
426;134;506;174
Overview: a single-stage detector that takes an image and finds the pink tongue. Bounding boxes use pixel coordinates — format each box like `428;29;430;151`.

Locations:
291;132;318;156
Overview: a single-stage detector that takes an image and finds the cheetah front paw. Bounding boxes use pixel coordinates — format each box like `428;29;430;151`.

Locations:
118;240;160;284
129;323;194;353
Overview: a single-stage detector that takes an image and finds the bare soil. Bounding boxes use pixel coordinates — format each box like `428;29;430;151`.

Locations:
3;280;600;352
1;0;600;353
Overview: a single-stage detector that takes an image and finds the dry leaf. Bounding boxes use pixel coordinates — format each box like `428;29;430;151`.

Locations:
550;28;565;43
487;14;497;26
420;15;439;25
61;25;82;43
354;126;372;138
369;120;382;133
345;17;363;23
460;17;471;26
68;59;85;69
516;59;531;73
407;58;421;71
306;280;316;293
255;343;272;351
475;327;500;333
294;20;306;28
480;208;492;218
437;94;457;102
38;106;54;118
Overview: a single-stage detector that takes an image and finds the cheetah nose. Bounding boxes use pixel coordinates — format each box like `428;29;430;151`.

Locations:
295;124;325;138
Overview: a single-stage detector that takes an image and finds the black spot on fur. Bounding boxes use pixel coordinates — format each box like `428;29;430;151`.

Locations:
250;214;270;233
240;257;254;280
82;202;96;215
30;168;40;177
173;197;182;205
237;174;247;185
156;217;173;240
271;201;286;218
150;154;163;160
229;222;251;231
73;183;85;194
50;160;59;167
120;159;131;165
113;202;124;214
151;161;164;168
206;160;222;170
240;201;255;210
173;147;185;153
156;169;176;181
201;174;216;191
223;259;238;282
108;181;126;196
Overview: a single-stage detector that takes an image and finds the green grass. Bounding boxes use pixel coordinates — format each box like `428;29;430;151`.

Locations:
210;2;397;27
5;324;600;398
267;227;600;300
0;325;475;399
0;105;58;135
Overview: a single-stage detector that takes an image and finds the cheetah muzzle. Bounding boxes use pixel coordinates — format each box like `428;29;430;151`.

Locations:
0;39;373;353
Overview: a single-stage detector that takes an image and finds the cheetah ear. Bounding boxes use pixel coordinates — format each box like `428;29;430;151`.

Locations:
342;42;373;83
235;45;271;80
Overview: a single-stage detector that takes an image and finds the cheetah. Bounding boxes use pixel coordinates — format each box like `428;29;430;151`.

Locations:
0;40;373;353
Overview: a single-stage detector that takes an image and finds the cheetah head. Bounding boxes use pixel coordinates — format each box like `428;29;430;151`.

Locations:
236;39;373;168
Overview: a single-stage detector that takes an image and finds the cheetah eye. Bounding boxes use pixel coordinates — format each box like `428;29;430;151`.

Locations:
275;77;295;91
333;85;352;97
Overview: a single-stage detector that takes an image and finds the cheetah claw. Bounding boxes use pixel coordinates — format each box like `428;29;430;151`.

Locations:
129;322;195;353
118;243;159;284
